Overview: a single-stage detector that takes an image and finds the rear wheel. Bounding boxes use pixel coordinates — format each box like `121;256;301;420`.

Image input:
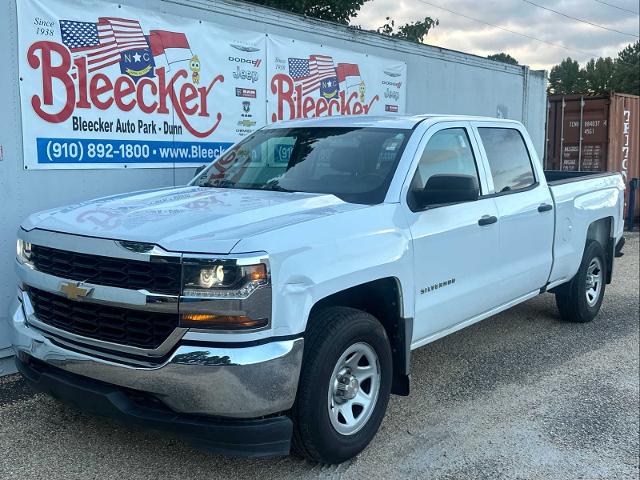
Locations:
555;240;607;323
292;307;392;464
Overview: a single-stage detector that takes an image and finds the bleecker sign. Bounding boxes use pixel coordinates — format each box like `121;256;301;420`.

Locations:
266;35;407;122
17;0;406;170
17;0;266;169
28;41;223;136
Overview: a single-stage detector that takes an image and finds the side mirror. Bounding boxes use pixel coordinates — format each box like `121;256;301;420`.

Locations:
413;174;479;209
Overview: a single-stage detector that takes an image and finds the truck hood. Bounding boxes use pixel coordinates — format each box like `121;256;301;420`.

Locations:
23;186;363;254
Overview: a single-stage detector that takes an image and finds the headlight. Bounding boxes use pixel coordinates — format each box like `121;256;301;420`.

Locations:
182;260;269;297
16;239;32;264
180;259;270;330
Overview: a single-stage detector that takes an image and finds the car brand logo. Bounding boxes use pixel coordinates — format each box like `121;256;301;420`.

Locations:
117;240;156;253
235;87;257;98
228;57;262;67
384;89;400;101
233;66;259;83
242;101;251;113
237;119;257;127
229;43;261;52
59;281;94;300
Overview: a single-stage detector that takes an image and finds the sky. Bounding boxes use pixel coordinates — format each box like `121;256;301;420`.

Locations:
354;0;639;71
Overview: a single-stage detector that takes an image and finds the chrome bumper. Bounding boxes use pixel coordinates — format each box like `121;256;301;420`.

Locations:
10;297;303;418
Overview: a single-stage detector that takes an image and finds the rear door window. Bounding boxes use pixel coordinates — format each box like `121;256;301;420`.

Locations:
478;128;535;193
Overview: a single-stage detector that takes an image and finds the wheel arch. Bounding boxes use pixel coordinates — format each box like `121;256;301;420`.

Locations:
586;216;615;284
306;277;412;396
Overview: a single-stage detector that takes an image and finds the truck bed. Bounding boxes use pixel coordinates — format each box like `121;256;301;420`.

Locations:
546;170;625;289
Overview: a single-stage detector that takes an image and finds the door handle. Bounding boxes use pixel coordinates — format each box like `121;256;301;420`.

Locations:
538;203;553;212
478;215;498;226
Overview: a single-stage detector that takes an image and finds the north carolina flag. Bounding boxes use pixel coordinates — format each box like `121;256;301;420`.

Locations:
148;30;192;66
336;63;361;93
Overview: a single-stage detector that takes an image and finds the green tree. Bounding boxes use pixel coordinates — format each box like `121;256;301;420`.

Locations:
377;17;439;43
582;57;615;94
487;53;519;65
612;41;639;95
548;57;583;94
245;0;370;24
547;43;639;96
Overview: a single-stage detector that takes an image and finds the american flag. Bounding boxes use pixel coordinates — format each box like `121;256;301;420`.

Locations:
288;55;336;95
60;17;149;73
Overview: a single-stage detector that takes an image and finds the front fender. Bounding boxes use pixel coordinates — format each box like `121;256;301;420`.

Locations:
233;204;414;337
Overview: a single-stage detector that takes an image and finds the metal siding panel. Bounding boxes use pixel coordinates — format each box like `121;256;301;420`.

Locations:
0;351;17;375
0;0;22;355
525;70;547;161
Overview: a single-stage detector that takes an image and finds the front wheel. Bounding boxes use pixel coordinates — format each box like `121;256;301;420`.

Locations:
291;307;392;464
555;240;607;323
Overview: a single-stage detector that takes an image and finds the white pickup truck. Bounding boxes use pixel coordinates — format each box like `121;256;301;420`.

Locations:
11;115;626;463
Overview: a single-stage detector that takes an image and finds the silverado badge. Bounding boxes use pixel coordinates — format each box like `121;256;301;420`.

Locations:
59;281;93;301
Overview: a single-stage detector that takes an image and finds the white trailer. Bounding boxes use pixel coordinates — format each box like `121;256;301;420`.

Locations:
0;0;547;375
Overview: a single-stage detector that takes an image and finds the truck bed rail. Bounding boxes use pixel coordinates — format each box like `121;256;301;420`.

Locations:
544;170;618;186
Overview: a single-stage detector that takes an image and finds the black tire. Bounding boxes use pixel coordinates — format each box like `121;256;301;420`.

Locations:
555;240;607;323
291;306;392;464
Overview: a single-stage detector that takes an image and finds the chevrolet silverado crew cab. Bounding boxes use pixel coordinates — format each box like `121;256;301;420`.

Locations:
11;115;625;463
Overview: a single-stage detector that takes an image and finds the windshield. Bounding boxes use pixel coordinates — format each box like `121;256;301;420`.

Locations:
192;127;410;204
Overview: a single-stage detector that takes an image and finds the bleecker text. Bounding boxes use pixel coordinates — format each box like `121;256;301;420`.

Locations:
270;73;379;121
27;41;224;138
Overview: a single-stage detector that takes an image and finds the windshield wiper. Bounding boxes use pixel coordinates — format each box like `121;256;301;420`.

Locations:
205;179;236;188
203;179;298;193
259;180;298;193
262;184;298;193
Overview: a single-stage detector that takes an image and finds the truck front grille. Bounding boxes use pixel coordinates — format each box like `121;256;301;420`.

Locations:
27;287;179;350
30;244;181;295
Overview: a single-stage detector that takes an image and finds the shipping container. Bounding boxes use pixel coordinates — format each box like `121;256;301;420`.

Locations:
545;93;640;221
0;0;548;375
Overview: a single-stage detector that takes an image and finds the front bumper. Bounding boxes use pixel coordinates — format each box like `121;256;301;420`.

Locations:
16;355;293;457
10;296;304;419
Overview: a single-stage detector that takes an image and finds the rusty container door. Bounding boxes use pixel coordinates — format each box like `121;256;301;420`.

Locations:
546;95;610;171
608;93;640;220
546;93;640;221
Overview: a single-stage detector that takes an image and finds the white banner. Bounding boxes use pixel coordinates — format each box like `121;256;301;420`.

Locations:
17;0;266;169
267;35;407;123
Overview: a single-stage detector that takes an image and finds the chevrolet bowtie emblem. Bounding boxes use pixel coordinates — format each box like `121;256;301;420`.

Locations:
59;281;94;301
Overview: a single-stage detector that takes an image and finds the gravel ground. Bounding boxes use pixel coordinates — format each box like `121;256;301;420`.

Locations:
1;234;638;480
